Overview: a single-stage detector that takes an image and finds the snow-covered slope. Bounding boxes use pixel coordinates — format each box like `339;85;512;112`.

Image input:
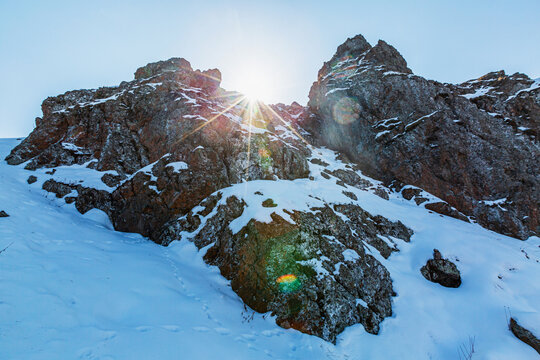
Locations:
1;137;539;359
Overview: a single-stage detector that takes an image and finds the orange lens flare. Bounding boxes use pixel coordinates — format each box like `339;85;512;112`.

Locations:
276;274;297;283
276;274;301;293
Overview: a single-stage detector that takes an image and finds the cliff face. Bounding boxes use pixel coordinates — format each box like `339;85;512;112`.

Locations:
4;34;538;342
6;58;311;240
5;55;412;342
307;35;539;239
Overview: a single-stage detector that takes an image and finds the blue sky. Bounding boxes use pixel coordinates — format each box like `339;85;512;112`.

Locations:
1;0;539;138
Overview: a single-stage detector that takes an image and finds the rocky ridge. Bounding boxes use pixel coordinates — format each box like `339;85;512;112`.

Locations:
5;55;415;341
307;34;538;240
7;58;311;240
4;34;539;342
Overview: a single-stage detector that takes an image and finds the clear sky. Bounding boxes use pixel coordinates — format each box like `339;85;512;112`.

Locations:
1;0;539;138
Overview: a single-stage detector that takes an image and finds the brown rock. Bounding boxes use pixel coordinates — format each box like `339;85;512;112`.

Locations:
424;202;469;222
373;187;390;200
7;58;311;243
262;198;278;208
509;317;540;354
402;187;421;200
101;173;124;188
342;190;357;200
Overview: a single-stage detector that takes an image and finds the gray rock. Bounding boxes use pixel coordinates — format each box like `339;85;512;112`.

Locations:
42;179;73;198
40;179;112;215
306;34;539;240
27;175;37;184
420;249;461;288
455;71;539;140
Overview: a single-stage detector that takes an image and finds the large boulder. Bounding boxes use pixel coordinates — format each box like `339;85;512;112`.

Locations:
420;249;461;288
160;194;412;343
509;317;540;355
307;34;539;239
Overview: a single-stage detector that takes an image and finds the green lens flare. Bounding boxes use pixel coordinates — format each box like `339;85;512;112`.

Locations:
276;274;302;293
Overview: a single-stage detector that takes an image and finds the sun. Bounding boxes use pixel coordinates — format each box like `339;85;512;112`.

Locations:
238;74;266;102
229;62;276;102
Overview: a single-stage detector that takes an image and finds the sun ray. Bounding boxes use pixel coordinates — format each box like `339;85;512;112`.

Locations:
261;103;312;147
194;71;221;83
172;96;246;146
171;90;311;186
244;100;254;181
211;92;245;100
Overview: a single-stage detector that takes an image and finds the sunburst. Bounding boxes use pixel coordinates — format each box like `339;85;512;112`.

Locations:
174;80;311;185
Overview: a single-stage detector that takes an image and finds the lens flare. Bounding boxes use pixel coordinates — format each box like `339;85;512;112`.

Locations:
276;274;301;293
332;97;361;125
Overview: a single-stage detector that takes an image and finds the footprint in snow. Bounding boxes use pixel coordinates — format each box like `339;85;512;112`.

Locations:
261;329;281;337
214;327;230;335
135;326;152;332
234;335;256;344
99;330;117;341
161;325;181;332
193;326;210;332
78;348;115;360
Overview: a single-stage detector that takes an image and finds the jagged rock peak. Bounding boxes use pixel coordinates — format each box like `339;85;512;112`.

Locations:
364;40;412;74
134;57;222;93
477;69;507;81
134;57;193;79
306;34;539;240
318;34;411;79
333;34;372;60
475;70;530;82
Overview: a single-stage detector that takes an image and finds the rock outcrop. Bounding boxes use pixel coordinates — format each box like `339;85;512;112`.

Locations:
27;175;37;184
6;58;310;241
307;34;539;240
509;317;540;354
5;56;413;342
160;194;412;343
5;34;538;342
420;249;461;288
455;71;539;139
0;210;9;217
